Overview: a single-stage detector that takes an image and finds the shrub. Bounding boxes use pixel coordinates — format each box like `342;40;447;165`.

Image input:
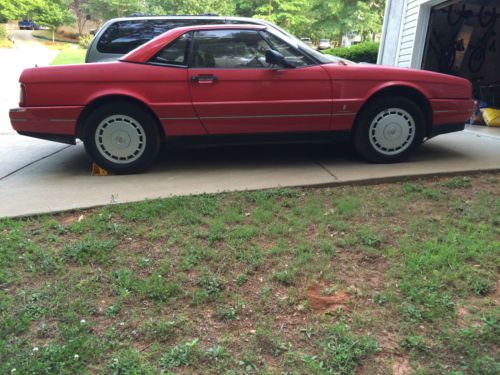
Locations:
323;42;379;63
78;34;93;49
0;24;7;40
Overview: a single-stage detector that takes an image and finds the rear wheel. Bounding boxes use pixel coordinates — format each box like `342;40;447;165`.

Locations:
353;96;425;163
83;102;161;174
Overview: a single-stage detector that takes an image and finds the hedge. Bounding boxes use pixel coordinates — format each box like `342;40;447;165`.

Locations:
323;42;379;64
0;24;7;40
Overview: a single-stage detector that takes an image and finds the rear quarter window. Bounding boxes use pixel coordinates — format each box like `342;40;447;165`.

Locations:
96;19;222;55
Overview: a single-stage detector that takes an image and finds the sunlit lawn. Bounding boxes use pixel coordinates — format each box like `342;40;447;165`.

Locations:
1;174;498;374
49;49;86;65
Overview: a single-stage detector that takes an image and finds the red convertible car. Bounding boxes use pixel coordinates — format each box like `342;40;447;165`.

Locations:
10;24;475;173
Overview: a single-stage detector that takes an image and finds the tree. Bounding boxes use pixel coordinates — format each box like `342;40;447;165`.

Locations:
1;0;385;48
86;0;144;21
146;0;235;17
354;0;385;41
33;0;75;42
233;0;266;18
70;0;90;35
0;0;44;23
254;0;312;37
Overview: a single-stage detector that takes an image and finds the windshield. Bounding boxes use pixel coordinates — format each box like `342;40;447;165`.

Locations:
265;27;354;65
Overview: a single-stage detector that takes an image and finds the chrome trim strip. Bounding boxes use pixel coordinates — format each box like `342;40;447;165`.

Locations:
11;118;28;122
10;108;26;113
433;110;455;114
160;117;198;121
162;113;334;121
49;119;75;122
332;112;356;116
201;113;332;120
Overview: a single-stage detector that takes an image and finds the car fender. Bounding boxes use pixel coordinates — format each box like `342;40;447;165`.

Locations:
76;90;164;139
363;81;432;103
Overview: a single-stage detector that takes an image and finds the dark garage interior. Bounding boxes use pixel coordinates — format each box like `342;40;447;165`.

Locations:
422;0;500;124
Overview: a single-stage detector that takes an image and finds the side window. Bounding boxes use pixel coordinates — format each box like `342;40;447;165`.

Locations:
191;29;272;69
150;33;190;66
97;20;186;54
260;31;312;67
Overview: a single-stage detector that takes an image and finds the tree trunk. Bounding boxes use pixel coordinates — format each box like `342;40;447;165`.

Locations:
52;28;55;43
77;12;87;35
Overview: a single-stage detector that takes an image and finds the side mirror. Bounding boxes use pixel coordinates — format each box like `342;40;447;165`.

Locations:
265;50;294;68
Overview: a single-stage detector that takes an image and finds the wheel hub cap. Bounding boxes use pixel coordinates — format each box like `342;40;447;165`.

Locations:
95;115;146;164
369;108;416;156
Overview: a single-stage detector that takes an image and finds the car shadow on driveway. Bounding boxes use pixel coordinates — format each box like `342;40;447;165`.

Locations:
156;141;356;171
2;130;499;218
1;138;472;180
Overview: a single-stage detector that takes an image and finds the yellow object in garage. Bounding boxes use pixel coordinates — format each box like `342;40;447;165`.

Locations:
481;108;500;127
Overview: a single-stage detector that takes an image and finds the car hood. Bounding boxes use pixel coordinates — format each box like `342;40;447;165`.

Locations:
321;63;472;99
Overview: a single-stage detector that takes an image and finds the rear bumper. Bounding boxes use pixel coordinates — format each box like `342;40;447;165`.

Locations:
17;131;76;144
9;106;82;144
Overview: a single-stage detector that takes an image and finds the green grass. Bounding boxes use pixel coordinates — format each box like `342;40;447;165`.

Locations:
0;174;498;374
49;49;86;65
33;30;78;44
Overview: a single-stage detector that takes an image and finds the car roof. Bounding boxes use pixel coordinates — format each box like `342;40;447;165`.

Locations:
100;15;265;23
121;24;267;63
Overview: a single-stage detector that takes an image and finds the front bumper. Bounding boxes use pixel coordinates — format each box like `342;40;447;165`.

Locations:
429;122;465;138
9;106;82;145
431;98;476;125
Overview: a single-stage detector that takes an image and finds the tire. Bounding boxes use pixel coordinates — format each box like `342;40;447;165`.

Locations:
353;96;425;163
83;102;161;174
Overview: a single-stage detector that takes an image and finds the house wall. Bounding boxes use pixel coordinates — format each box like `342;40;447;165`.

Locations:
378;0;406;65
396;0;422;67
378;0;448;68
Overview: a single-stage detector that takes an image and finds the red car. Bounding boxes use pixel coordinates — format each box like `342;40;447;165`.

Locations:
10;24;475;173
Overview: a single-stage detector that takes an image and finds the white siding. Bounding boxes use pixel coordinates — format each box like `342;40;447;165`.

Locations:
379;0;444;68
396;0;422;67
378;0;407;66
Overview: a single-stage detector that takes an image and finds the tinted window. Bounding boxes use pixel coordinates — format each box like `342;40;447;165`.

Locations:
150;33;190;66
192;29;273;69
97;19;221;54
260;31;312;67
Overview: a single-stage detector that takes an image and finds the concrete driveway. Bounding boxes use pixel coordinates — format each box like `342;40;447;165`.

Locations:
1;33;499;218
0;30;64;181
0;30;58;134
1;125;499;218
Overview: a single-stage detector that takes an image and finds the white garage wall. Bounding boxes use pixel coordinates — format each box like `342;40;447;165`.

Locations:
379;0;448;68
378;0;406;65
396;0;421;67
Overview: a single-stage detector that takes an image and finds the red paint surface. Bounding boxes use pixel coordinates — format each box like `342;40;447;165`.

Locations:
10;24;475;140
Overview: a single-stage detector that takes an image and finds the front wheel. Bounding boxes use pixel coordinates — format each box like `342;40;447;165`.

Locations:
83;102;161;174
353;97;425;163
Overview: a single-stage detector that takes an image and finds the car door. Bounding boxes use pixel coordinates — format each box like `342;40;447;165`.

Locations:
187;28;332;135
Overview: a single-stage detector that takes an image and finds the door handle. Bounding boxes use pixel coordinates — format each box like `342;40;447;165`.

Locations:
191;74;218;83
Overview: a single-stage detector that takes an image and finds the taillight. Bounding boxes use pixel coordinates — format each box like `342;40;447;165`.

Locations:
19;83;26;107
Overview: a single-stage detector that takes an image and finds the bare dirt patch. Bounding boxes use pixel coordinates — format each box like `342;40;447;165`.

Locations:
307;284;349;313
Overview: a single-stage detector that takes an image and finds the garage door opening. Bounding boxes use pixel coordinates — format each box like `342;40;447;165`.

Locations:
422;0;500;124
